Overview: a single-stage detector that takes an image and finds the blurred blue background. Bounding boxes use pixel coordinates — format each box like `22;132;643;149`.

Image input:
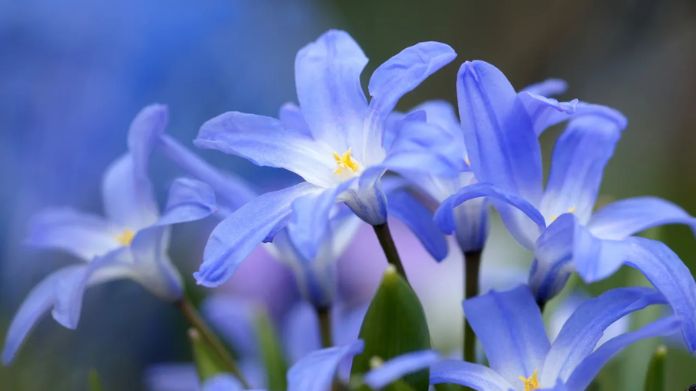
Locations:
1;0;696;389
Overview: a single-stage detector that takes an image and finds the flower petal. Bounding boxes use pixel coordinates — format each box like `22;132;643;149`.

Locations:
2;266;82;365
539;115;623;224
520;79;568;97
278;102;311;137
529;215;577;303
295;30;368;150
157;178;217;226
619;238;696;352
566;231;696;353
587;196;696;240
288;180;353;261
287;340;364;391
130;226;183;300
564;317;680;391
435;183;545;250
25;208;119;260
159;135;256;212
102;154;159;229
456;60;542;203
195;111;336;188
342;166;388;225
364;350;440;389
518;92;627;136
463;285;550;385
194;182;318;287
430;360;513;391
369;42;456;120
387;189;448;261
541;287;665;385
127;104;168;182
383;119;465;178
2;250;130;364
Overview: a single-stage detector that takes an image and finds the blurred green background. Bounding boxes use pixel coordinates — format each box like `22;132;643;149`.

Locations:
1;0;695;389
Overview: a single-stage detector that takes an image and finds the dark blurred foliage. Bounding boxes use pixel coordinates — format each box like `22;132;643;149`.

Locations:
1;0;695;389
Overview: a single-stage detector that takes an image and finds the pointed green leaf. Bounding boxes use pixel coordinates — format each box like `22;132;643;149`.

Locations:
255;308;289;391
644;345;667;391
189;328;227;382
351;266;431;391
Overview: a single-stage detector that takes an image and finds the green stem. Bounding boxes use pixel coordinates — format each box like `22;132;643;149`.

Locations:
463;250;482;363
316;305;333;348
373;223;408;281
176;297;249;387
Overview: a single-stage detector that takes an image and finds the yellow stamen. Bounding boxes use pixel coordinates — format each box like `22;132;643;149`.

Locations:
332;148;360;175
115;229;135;246
518;369;539;391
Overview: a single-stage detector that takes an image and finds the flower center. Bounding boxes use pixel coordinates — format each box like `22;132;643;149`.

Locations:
518;369;539;391
332;148;361;175
115;229;135;246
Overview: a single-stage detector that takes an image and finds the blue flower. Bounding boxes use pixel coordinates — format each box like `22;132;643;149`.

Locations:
434;60;696;351
394;78;569;253
430;285;680;391
2;105;218;364
158;125;447;307
188;30;458;287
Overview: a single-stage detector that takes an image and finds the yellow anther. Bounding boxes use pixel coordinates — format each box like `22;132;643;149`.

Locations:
115;229;135;246
332;148;360;175
567;206;576;214
518;369;539;391
464;155;471;167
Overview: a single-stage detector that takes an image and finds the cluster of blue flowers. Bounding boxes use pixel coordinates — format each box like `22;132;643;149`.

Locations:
4;30;696;391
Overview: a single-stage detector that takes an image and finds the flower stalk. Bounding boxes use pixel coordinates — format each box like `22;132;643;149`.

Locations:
316;305;333;348
463;250;481;363
175;296;249;387
373;223;408;282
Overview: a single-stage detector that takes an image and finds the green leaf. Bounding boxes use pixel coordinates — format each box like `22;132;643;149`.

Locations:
88;369;104;391
644;345;667;391
254;308;289;391
189;328;227;382
351;266;431;391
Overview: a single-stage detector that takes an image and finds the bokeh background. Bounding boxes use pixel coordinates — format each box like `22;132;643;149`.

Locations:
1;0;696;389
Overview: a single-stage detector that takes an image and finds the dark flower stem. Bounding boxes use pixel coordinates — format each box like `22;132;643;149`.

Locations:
373;223;408;281
176;296;249;387
463;250;482;363
316;305;333;348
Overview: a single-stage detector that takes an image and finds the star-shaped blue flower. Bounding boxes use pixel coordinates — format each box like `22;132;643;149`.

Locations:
2;105;217;364
190;30;460;287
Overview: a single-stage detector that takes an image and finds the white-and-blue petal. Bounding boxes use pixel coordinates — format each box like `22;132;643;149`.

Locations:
25;208;119;260
195;182;318;286
295;29;368;151
540;115;623;224
457;60;543;204
463;285;550;385
588;196;696;240
430;360;513;391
